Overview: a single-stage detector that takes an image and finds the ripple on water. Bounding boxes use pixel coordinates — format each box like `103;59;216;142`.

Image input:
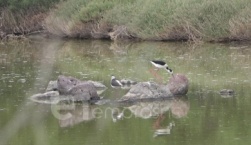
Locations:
231;78;238;80
0;108;6;111
18;79;26;83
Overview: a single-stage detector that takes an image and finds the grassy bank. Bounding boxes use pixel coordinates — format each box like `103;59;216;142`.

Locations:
45;0;251;42
1;0;251;42
0;0;59;38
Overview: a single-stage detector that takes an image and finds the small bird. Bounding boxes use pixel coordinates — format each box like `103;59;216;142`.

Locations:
111;75;123;88
150;60;168;70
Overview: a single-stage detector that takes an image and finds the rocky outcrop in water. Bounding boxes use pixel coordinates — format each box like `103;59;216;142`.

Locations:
30;74;189;104
167;74;189;95
30;75;107;103
120;82;172;101
119;74;189;102
57;75;100;101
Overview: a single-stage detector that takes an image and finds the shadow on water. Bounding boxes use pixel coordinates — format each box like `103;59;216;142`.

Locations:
0;39;251;145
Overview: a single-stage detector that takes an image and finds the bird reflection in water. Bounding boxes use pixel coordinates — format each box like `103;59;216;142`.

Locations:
153;122;175;137
153;96;189;137
112;108;124;122
125;96;189;137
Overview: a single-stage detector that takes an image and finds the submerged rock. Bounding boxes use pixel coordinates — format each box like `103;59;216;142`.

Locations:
219;89;234;95
219;89;235;98
29;91;60;104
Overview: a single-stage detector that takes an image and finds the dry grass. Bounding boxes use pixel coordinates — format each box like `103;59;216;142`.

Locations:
229;8;251;40
2;0;251;42
0;8;46;37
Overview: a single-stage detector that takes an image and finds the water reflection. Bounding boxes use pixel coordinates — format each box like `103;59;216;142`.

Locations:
110;96;189;138
48;95;189;130
153;122;175;137
125;96;189;119
170;96;190;118
127;99;173;119
51;102;96;128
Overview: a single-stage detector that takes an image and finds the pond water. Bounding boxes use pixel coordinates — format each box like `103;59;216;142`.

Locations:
0;39;251;145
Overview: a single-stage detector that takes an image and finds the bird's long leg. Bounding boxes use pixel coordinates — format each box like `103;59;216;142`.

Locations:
155;74;163;84
149;67;157;76
149;67;164;84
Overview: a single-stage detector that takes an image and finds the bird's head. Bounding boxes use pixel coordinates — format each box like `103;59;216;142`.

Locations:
166;67;173;75
111;75;116;80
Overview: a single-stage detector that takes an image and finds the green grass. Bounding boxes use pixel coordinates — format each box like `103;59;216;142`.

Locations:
0;0;60;11
2;0;251;41
44;0;251;41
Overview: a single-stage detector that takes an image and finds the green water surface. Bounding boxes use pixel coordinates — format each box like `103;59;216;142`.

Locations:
0;39;251;145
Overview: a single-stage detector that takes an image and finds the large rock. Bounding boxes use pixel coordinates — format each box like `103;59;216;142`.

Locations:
119;74;188;101
68;82;99;101
57;75;82;94
167;74;189;95
57;75;103;101
120;82;172;101
30;75;107;104
57;75;106;94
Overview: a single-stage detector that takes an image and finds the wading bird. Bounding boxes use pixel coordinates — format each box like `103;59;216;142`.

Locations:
150;60;173;83
150;60;168;70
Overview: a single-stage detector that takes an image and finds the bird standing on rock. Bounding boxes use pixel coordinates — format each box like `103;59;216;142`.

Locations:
110;75;123;88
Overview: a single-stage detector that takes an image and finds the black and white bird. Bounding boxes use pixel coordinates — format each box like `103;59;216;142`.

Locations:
150;60;168;69
150;60;174;76
111;75;123;88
